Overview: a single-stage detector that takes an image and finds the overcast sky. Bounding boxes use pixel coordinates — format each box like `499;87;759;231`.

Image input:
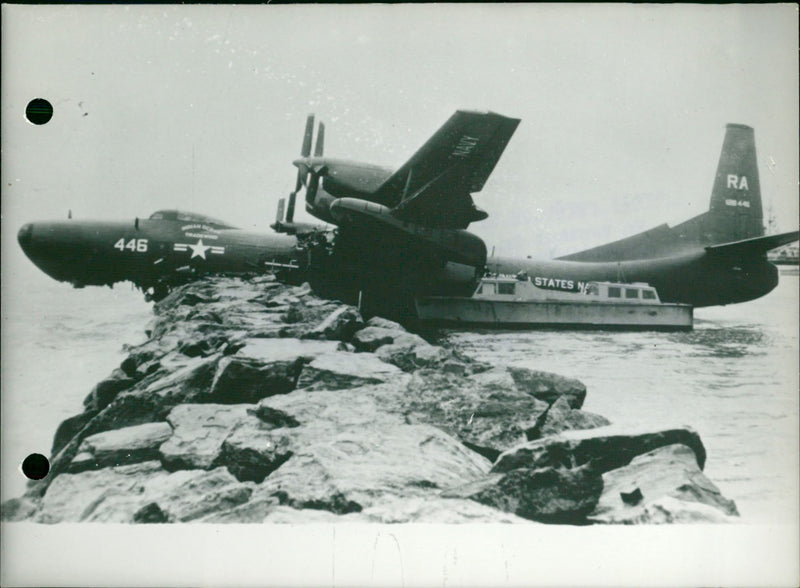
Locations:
2;4;797;266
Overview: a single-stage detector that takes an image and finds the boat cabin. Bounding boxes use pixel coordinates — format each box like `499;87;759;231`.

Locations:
473;275;663;304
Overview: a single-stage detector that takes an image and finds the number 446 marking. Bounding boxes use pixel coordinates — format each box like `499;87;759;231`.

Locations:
114;238;148;252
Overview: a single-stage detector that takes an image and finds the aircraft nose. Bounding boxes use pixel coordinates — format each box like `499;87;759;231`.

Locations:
17;223;33;249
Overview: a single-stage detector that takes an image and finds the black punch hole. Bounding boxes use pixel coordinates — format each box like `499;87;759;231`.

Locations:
26;98;53;125
22;453;50;480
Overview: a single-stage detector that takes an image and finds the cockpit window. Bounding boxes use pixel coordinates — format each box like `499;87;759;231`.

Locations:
148;210;236;228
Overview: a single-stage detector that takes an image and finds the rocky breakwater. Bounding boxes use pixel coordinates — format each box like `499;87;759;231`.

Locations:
2;276;739;524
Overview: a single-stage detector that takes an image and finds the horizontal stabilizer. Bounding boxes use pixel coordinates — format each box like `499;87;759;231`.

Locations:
705;230;799;258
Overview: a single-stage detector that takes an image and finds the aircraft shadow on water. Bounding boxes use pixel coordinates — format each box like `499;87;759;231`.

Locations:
17;111;799;317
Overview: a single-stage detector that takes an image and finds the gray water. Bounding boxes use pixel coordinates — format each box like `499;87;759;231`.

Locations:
2;272;797;523
1;278;152;501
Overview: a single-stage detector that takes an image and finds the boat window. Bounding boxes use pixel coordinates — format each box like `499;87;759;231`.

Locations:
608;287;621;298
642;290;656;300
498;282;516;295
585;284;599;295
625;288;639;299
479;282;496;295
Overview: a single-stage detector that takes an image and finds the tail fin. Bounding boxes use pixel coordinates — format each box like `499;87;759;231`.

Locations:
707;123;764;241
559;123;766;262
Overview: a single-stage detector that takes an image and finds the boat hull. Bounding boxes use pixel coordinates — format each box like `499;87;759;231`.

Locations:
414;297;693;331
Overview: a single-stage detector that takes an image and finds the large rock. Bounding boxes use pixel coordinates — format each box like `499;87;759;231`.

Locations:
138;467;254;522
527;396;611;440
124;354;221;409
83;368;137;412
83;355;221;437
178;332;231;358
228;338;341;363
401;371;550;461
375;340;453;372
588;444;738;524
296;351;403;390
467;367;518;392
253;424;492;513
351;326;398;352
70;421;173;472
159;404;255;470
302;305;365;341
208;338;341;402
365;316;405;330
506;367;587;408
493;425;707;475
37;460;254;524
251;384;409;435
209;355;300;403
253;372;549;462
217;422;294;483
198;299;292;332
351;320;453;371
443;463;603;524
51;410;97;456
35;461;167;523
199;495;281;523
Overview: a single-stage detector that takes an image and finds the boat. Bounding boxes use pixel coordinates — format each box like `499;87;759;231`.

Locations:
764;206;799;273
415;274;693;331
767;243;799;275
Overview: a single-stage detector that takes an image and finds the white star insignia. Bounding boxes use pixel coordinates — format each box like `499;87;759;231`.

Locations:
188;239;211;260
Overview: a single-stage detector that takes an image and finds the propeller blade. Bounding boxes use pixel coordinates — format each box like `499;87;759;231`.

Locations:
306;173;320;206
301;114;315;157
314;122;325;157
276;198;286;225
286;192;296;223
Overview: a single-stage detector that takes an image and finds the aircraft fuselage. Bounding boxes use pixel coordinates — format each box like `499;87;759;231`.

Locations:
17;216;301;295
491;250;779;308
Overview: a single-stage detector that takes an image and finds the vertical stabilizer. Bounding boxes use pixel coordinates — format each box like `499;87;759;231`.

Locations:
707;123;764;241
558;123;767;262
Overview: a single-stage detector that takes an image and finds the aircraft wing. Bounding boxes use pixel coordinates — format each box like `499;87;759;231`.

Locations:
705;230;800;258
373;110;520;228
